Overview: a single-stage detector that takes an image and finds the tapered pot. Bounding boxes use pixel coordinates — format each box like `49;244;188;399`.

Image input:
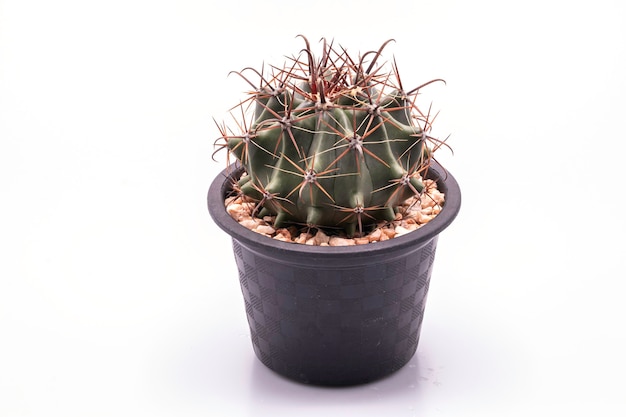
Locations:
207;162;461;386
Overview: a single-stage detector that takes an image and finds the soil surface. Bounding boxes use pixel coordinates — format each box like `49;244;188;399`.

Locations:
225;177;445;246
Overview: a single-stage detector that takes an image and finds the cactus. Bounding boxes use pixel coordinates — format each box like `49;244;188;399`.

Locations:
215;36;446;237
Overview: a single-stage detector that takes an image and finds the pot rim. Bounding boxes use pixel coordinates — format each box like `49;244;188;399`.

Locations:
208;161;461;260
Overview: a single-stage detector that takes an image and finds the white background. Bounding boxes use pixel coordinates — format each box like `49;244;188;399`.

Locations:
1;0;625;416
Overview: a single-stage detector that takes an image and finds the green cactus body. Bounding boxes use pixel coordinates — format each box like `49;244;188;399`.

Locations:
219;38;443;237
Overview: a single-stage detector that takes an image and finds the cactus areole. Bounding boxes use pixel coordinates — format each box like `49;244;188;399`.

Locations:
215;36;450;238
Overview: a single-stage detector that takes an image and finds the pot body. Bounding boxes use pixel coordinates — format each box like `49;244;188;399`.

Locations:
232;234;438;386
208;163;460;386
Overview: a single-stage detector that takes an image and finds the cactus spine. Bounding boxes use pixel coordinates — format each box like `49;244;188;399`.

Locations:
216;37;445;237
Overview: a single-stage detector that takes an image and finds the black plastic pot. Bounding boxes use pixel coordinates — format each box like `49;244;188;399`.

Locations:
207;163;461;386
